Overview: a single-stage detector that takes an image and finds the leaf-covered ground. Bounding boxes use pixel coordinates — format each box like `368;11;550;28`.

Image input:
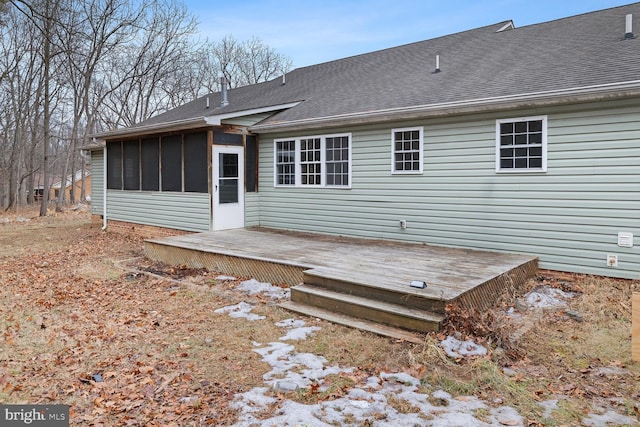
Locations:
1;209;639;426
0;211;263;425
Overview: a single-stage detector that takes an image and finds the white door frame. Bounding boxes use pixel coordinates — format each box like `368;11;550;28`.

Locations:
212;145;244;231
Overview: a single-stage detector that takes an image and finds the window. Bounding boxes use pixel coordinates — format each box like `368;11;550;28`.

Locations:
218;153;239;203
325;136;350;186
496;116;547;172
275;140;296;186
392;127;423;174
161;135;182;191
274;134;351;188
300;138;321;185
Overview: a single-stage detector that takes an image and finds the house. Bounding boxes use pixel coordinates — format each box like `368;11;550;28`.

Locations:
87;3;640;280
50;169;92;202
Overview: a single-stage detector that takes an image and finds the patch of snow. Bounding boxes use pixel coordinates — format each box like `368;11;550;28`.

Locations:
380;371;420;387
506;306;524;319
218;276;629;426
280;326;321;341
232;318;526;427
215;275;237;281
524;286;574;310
364;376;381;389
275;318;307;328
591;366;628;377
440;335;488;359
178;395;198;404
538;399;559;419
213;302;265;321
237;278;290;300
582;410;639;426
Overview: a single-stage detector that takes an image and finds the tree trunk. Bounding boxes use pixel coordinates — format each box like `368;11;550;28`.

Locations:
39;0;51;217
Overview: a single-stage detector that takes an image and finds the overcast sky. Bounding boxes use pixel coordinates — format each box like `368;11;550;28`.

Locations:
182;0;633;67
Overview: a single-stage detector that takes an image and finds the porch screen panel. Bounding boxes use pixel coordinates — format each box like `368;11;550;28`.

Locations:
141;137;160;191
122;140;140;190
106;141;122;190
245;135;257;192
161;135;182;191
213;131;243;146
183;132;208;193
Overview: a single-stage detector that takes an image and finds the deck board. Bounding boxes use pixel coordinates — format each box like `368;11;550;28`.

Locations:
146;227;537;303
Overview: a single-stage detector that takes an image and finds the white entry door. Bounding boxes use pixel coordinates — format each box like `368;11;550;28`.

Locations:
213;146;244;231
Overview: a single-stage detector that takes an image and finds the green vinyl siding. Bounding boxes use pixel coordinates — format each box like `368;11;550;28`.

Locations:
91;150;104;215
245;192;260;226
257;101;639;279
107;191;210;232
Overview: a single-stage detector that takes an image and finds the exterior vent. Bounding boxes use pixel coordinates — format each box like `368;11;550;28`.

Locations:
220;75;229;107
496;21;515;32
625;14;634;39
433;55;441;74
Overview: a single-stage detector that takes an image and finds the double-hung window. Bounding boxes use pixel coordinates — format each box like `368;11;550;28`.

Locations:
275;140;296;185
300;138;322;185
392;127;423;174
496;116;547;172
274;133;351;188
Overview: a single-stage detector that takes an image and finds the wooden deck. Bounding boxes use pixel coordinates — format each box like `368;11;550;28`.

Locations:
145;227;538;339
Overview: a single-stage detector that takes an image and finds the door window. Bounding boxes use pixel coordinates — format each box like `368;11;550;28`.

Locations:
219;153;239;204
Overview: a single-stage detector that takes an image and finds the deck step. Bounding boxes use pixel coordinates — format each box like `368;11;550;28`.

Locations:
304;268;448;314
278;301;426;344
290;284;444;333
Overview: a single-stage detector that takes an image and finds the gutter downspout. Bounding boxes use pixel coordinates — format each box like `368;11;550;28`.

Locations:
102;145;107;231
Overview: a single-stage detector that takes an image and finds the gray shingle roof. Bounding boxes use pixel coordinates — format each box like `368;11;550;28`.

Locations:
118;3;640;136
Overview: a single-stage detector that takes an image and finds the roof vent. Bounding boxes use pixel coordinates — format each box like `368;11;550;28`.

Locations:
282;73;286;85
624;14;635;39
220;75;229;107
432;55;441;74
205;96;210;109
496;21;515;32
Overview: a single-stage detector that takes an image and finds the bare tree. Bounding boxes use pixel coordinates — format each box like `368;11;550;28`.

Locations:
238;36;293;86
97;0;199;128
1;0;294;212
55;0;142;210
1;2;48;211
208;35;293;89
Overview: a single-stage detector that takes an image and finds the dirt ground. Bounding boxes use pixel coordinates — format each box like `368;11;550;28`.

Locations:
0;208;638;426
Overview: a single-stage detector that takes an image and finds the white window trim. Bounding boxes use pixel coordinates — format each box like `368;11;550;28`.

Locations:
273;133;352;189
495;115;548;173
391;126;424;175
273;139;296;186
298;137;323;187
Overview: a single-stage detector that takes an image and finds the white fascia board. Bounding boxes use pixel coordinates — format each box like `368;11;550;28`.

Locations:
92;102;302;141
91;117;209;140
208;102;301;124
250;80;640;133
